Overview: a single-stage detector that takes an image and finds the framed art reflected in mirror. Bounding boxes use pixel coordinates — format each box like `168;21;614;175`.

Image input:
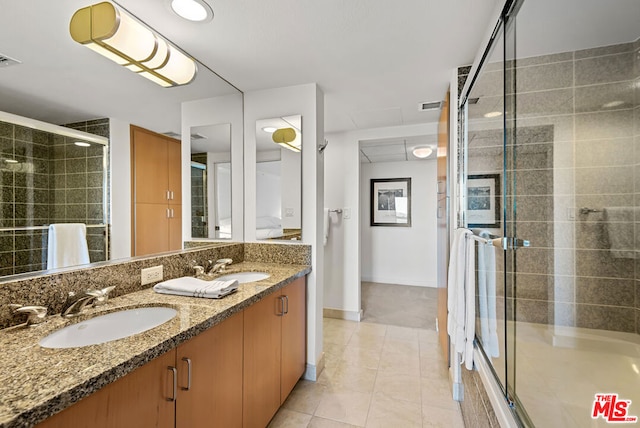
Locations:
467;173;500;228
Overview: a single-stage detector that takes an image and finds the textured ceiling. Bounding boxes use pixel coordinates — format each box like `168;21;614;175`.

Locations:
0;0;501;135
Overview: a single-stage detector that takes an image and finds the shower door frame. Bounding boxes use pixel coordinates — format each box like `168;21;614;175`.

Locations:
458;0;535;425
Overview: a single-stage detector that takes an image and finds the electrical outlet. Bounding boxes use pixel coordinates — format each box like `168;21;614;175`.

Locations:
343;207;351;219
285;207;294;217
141;265;163;285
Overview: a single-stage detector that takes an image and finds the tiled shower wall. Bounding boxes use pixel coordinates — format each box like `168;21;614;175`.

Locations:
191;153;207;239
0;119;108;276
466;39;640;334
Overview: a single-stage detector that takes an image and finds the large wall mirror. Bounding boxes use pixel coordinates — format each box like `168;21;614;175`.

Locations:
255;115;302;241
190;123;232;240
0;1;242;280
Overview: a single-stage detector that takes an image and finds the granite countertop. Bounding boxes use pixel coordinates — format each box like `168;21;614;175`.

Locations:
0;261;310;428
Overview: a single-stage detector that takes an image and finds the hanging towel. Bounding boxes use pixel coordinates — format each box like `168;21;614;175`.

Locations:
447;228;476;370
323;208;330;246
47;223;90;269
603;207;635;259
477;231;499;358
153;276;239;299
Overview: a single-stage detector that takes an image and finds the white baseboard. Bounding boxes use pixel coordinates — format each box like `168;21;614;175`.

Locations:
360;276;436;288
323;308;363;321
303;352;325;381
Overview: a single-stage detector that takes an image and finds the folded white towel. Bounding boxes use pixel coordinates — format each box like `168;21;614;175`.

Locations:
153;277;239;299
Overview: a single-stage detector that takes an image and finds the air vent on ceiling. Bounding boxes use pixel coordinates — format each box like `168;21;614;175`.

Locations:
419;101;442;111
0;53;21;68
190;133;207;140
163;131;180;138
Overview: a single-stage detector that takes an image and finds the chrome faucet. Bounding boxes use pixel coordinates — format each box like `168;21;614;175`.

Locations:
9;304;48;327
61;291;96;317
207;258;233;274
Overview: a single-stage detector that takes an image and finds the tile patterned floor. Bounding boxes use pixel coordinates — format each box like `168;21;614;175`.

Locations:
268;317;464;428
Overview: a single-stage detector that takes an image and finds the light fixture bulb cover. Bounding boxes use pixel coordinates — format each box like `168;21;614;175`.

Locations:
412;147;433;158
272;128;301;152
70;2;197;87
170;0;213;22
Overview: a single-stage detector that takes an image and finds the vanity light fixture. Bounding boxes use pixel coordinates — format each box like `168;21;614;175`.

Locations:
74;142;91;147
272;128;301;153
70;2;197;87
412;146;433;159
169;0;213;22
4;159;18;164
262;126;277;133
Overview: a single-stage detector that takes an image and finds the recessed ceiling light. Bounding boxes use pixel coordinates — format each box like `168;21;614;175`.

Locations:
412;147;433;158
484;111;502;118
74;142;91;147
603;100;624;108
262;126;277;133
169;0;213;22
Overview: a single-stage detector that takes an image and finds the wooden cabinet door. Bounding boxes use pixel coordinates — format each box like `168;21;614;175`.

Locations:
176;312;243;428
167;139;182;205
135;203;170;256
280;277;307;403
169;204;182;251
243;291;282;428
36;350;176;428
132;126;170;205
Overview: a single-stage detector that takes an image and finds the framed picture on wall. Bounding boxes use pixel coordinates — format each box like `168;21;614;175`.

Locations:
467;174;501;228
370;178;412;227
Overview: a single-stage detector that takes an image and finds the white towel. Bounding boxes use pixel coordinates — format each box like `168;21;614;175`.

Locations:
153;277;239;299
603;207;635;259
323;208;330;246
47;223;90;269
447;228;476;370
477;231;499;358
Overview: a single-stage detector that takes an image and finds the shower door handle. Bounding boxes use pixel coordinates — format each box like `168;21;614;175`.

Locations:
491;237;530;250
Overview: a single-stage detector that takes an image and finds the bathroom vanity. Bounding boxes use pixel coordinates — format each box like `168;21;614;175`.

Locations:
0;256;310;428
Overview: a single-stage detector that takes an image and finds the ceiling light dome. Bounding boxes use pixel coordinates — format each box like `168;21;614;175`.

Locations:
169;0;213;22
412;147;433;159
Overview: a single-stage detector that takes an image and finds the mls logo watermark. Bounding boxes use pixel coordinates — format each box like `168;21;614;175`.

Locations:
592;394;638;423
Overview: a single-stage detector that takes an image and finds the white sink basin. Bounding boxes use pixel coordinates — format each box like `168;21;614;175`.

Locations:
216;271;270;284
39;307;177;349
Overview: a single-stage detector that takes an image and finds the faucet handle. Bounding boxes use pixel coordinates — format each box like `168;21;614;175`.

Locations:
86;286;116;306
216;258;233;272
9;304;48;326
193;265;205;277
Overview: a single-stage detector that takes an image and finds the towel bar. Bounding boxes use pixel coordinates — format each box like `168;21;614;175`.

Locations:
579;207;602;215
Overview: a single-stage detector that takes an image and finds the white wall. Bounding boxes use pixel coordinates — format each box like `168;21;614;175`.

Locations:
323;123;437;316
256;161;282;219
244;83;324;380
360;160;437;287
109;118;132;260
182;93;244;241
281;149;302;229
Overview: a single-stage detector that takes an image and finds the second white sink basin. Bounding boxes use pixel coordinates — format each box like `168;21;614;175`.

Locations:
39;307;177;349
216;271;270;284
